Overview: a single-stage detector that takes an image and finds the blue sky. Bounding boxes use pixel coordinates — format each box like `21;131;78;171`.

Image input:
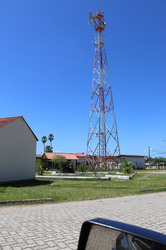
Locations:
0;0;166;157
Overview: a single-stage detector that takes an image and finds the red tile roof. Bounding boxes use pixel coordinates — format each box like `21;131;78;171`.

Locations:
44;152;78;160
0;116;38;141
0;116;21;128
73;153;86;157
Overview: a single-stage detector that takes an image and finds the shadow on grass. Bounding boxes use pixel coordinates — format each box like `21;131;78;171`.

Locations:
0;179;53;188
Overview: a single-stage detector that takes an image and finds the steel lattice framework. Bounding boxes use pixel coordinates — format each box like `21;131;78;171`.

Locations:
86;10;120;169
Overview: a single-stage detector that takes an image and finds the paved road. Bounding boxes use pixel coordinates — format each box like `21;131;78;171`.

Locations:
0;192;166;249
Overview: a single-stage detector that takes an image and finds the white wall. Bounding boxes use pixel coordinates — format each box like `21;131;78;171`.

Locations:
0;118;36;182
120;156;145;169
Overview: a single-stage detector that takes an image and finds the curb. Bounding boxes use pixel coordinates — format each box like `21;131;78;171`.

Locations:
36;176;111;180
129;172;136;180
0;198;52;205
105;172;136;180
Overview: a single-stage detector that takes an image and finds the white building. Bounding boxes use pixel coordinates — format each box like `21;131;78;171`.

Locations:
118;155;145;169
0;116;38;182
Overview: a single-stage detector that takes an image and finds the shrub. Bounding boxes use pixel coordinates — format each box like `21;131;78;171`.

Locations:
61;164;75;173
120;160;134;173
51;155;75;173
36;159;44;175
77;165;87;173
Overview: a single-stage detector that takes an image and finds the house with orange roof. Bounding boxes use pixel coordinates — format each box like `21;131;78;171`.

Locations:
73;153;86;166
0;116;38;182
42;152;78;170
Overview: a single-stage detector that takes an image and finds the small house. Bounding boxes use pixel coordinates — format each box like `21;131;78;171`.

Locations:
73;153;86;166
42;152;78;170
0;116;38;182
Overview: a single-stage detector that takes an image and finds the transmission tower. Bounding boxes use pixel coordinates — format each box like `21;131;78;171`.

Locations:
86;10;120;169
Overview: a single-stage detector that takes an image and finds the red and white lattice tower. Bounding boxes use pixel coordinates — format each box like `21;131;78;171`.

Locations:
86;10;120;169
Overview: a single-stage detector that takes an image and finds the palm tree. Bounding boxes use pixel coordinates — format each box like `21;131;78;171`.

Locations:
48;134;54;149
45;146;53;152
120;160;134;173
42;136;47;152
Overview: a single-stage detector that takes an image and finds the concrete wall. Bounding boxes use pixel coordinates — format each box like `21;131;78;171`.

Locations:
120;156;145;169
0;118;36;182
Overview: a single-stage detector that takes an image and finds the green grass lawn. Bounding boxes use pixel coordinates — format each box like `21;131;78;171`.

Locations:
0;173;166;204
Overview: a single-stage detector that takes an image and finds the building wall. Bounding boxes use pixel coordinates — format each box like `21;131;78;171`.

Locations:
120;156;145;169
77;156;86;166
71;160;77;169
0;118;36;182
42;155;77;170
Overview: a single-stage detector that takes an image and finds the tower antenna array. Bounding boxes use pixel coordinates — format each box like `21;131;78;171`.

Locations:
86;10;120;169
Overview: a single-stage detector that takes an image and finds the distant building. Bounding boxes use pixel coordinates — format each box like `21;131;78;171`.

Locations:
36;154;42;160
73;153;86;166
118;155;145;169
42;152;78;170
0;116;38;182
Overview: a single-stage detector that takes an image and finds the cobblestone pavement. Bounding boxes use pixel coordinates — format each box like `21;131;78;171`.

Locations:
0;192;166;249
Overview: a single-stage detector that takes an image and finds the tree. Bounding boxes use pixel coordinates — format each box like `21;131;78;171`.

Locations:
145;157;166;165
120;160;134;173
51;155;67;168
48;134;54;149
36;159;44;175
77;164;87;173
42;136;47;152
51;155;74;173
145;156;153;163
45;146;53;152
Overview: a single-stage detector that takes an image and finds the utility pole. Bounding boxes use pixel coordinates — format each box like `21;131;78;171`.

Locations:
86;10;120;169
148;146;151;168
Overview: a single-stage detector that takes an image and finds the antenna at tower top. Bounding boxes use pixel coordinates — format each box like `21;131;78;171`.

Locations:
89;10;107;33
89;11;94;25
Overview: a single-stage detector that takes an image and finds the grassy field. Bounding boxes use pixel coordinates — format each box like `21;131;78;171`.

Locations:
0;173;166;204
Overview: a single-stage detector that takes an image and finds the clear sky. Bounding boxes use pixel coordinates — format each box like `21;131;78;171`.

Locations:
0;0;166;157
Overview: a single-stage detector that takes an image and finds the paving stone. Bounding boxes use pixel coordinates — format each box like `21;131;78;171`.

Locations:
47;241;56;247
68;243;77;249
63;248;73;250
0;192;166;249
25;239;35;244
2;247;12;250
45;247;59;250
36;240;45;246
57;242;66;248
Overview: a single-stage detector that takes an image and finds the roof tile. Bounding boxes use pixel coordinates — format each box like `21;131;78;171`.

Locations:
44;152;78;160
0;116;38;141
0;116;21;128
73;153;86;157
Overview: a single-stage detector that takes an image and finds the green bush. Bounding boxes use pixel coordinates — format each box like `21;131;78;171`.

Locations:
51;156;75;173
77;165;87;173
120;160;134;173
36;159;44;175
61;164;75;173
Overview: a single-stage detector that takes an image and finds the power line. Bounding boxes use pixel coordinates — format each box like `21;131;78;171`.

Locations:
151;149;166;155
